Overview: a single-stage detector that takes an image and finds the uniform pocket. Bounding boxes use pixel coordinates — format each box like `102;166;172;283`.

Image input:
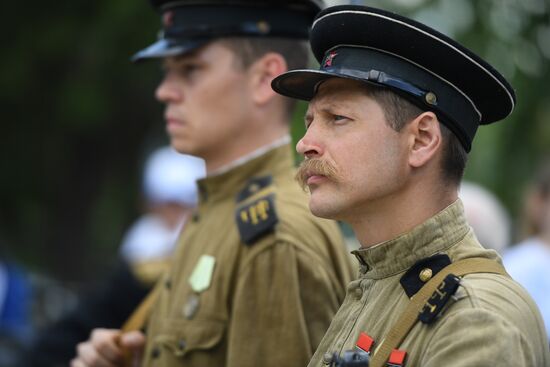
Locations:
155;318;226;358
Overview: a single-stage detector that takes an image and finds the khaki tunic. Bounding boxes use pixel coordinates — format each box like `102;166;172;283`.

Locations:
142;144;354;367
309;200;550;367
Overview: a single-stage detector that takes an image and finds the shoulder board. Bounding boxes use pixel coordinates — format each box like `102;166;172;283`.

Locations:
399;254;452;298
418;273;461;324
236;175;273;202
235;176;278;245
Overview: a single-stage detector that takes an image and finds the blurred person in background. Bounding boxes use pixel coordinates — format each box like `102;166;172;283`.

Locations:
503;160;550;341
71;1;354;366
119;146;205;286
459;181;511;254
0;248;32;367
25;146;205;367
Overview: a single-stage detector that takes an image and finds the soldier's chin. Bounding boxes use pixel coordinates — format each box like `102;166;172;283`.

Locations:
169;140;188;154
169;139;196;156
308;198;340;220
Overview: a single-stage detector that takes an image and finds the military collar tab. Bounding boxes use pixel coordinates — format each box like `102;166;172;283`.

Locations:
351;200;468;279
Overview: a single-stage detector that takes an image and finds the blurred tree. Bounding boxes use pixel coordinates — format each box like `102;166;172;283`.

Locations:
0;1;165;280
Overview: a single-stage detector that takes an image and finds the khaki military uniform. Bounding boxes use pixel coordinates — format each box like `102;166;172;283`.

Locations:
142;144;354;367
309;200;550;367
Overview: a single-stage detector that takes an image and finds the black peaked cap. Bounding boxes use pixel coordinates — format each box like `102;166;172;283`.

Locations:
132;0;323;62
271;5;516;152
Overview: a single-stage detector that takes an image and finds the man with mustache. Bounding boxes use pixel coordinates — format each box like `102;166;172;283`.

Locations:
70;1;354;367
273;4;550;367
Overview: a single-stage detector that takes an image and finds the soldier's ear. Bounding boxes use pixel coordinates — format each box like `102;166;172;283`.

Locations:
248;52;287;105
407;111;442;168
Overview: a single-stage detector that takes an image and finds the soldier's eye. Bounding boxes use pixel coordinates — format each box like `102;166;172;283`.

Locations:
179;64;200;78
333;115;348;123
304;115;313;129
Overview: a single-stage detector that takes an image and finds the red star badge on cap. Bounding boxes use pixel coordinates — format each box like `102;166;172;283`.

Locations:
324;51;338;67
163;10;174;27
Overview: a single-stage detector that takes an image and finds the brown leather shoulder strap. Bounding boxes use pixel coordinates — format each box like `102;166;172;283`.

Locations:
369;258;508;367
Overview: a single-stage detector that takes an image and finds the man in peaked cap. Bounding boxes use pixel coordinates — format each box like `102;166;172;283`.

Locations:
71;1;354;367
272;4;549;367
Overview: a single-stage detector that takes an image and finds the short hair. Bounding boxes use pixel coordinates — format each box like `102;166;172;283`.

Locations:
218;37;309;116
365;86;468;185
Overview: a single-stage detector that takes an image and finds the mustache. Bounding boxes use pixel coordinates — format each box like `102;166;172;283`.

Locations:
295;158;340;191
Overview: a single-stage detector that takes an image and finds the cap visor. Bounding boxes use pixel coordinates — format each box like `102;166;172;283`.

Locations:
131;38;206;62
272;69;386;101
272;70;343;101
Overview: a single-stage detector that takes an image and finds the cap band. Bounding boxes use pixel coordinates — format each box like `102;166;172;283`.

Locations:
133;2;317;61
162;4;314;40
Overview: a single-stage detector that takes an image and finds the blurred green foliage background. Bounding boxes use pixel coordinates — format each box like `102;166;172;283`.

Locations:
1;0;549;281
